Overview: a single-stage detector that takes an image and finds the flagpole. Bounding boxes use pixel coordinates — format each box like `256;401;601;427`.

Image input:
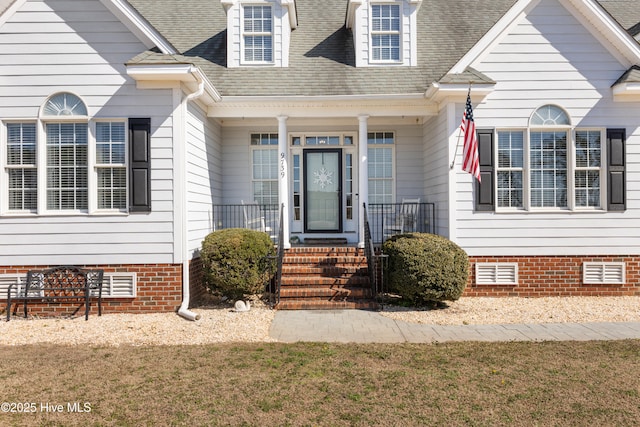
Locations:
450;125;464;170
450;83;472;170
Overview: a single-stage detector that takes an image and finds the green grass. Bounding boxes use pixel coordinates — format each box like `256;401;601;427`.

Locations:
1;341;639;426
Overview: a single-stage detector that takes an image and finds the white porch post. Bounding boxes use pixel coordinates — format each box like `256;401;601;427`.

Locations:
277;115;291;249
357;115;369;248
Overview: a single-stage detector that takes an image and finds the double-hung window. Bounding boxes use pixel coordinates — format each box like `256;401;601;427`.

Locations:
2;92;142;215
489;105;611;212
371;4;401;62
6;123;37;211
96;122;127;210
243;5;273;63
368;132;395;204
251;133;278;205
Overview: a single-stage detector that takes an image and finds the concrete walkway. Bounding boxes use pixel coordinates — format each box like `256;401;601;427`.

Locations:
269;310;640;343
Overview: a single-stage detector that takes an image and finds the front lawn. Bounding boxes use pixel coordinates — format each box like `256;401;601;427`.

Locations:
1;341;639;426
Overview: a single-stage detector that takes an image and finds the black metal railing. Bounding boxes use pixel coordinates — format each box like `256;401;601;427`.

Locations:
273;204;285;307
367;202;436;244
211;203;280;245
364;203;386;307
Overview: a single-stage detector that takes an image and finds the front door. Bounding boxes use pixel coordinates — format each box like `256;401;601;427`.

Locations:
304;149;342;233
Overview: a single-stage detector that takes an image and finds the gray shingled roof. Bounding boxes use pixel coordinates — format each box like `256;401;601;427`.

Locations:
125;0;638;97
596;0;640;35
613;64;640;85
126;0;517;96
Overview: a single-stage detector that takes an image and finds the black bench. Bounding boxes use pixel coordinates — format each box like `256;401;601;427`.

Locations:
6;266;104;321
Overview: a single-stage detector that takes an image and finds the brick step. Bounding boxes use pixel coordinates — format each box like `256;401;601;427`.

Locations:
287;247;364;255
275;300;380;310
276;246;375;311
282;256;366;266
281;266;368;276
281;276;370;286
279;286;373;299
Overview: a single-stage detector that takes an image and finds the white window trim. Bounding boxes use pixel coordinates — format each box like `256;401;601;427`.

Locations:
494;127;607;213
250;132;279;205
92;119;129;214
583;262;625;285
367;131;396;204
240;3;275;66
369;2;403;64
2;115;130;216
475;263;518;285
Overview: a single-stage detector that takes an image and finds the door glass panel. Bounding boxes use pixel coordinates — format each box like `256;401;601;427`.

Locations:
305;150;341;232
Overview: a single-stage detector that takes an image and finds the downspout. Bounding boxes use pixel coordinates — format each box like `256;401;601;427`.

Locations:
178;71;205;321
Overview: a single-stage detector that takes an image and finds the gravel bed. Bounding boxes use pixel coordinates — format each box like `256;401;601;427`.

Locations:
0;306;276;347
380;296;640;325
0;296;638;346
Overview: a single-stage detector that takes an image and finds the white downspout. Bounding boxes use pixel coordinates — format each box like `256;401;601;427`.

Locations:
178;72;205;321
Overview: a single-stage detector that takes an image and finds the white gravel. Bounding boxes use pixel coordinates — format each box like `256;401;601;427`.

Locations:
380;296;640;326
1;296;638;346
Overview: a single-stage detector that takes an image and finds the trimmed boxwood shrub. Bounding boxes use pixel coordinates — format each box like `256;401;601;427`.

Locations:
383;233;469;304
201;228;276;299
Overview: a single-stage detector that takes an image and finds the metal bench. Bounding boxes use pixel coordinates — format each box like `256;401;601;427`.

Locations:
6;266;104;321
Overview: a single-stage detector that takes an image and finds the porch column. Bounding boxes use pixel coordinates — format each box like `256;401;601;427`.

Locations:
357;114;369;248
277;115;291;249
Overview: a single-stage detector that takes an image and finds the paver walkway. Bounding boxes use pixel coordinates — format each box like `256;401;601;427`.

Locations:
269;310;640;343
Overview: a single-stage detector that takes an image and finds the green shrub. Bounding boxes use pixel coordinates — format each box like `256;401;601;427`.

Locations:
383;233;469;304
201;228;276;299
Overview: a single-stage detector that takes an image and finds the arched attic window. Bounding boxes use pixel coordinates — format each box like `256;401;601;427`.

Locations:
530;104;570;126
42;92;87;117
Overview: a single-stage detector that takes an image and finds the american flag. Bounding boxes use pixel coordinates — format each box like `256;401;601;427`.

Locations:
461;90;481;182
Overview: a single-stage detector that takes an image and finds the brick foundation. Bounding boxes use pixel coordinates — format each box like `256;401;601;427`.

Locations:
465;255;640;297
1;264;184;318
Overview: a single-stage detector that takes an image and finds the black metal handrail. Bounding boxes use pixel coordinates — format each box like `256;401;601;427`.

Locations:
368;202;436;244
273;204;285;307
211;203;279;243
364;203;386;308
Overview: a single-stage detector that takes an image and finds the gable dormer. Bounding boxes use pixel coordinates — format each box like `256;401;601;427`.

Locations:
222;0;297;68
346;0;421;67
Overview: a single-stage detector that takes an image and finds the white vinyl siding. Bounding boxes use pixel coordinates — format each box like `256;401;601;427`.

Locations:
350;0;420;67
0;0;176;265
457;0;640;257
226;0;293;67
186;102;222;256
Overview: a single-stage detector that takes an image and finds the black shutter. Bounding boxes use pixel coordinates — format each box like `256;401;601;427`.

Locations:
607;128;626;211
129;118;151;213
475;129;495;211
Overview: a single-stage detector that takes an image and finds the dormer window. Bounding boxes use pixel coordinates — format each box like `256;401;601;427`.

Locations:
243;5;273;63
222;0;298;68
346;0;421;67
371;4;400;62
